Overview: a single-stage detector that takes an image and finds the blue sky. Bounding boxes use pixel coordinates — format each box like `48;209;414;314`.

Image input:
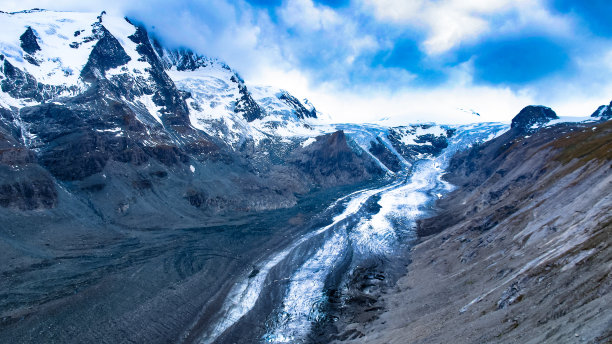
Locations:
3;0;612;123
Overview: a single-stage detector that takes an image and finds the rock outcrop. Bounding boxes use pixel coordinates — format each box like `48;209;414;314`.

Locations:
80;24;131;80
387;125;454;162
291;130;384;187
19;26;40;54
510;105;558;132
591;100;612;120
279;91;317;119
368;137;402;172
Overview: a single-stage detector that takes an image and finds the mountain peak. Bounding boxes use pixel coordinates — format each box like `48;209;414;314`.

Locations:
19;26;40;54
510;105;558;132
591;100;612;120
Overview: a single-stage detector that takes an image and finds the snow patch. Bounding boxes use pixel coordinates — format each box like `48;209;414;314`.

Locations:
0;11;98;86
393;125;448;146
135;94;163;125
300;137;316;147
545;116;597;127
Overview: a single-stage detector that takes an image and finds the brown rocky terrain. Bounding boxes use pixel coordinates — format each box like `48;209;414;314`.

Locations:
334;118;612;344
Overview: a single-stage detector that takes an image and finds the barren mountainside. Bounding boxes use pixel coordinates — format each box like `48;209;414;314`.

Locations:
335;114;612;344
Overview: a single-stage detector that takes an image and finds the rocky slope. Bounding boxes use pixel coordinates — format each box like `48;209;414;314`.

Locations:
335;107;612;343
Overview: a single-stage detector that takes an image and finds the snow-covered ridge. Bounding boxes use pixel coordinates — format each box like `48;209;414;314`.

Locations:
169;67;328;146
390;124;449;146
0;10;149;87
0;9;511;171
0;9;330;149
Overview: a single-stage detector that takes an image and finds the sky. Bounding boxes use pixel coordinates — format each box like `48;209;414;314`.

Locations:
2;0;612;124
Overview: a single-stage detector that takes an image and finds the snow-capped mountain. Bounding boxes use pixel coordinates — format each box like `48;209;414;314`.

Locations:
591;99;612;120
0;9;325;147
2;9;605;227
0;9;472;229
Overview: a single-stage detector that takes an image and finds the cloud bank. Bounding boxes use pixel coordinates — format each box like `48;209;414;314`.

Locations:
2;0;612;124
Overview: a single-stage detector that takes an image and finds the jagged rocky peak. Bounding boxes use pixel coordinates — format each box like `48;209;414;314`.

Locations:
510;105;558;132
230;73;267;122
591;100;612;120
302;98;318;118
19;26;40;54
278;91;317;119
153;42;216;72
80;23;131;80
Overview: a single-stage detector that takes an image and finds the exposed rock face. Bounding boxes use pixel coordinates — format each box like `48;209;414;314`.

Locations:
591;100;612;120
80;25;131;80
0;177;57;210
291;131;384;187
127;26;193;129
0;121;58;210
279;91;317;119
387;125;454;162
510;105;558;132
339;120;612;344
231;74;267;122
19;26;40;54
1;58;43;101
368;138;402;172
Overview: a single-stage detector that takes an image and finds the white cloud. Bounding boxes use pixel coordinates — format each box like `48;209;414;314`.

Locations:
303;80;609;125
346;35;378;64
422;9;488;54
361;0;571;55
305;79;536;125
279;0;341;32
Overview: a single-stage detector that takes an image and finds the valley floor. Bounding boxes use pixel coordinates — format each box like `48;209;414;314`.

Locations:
0;181;379;344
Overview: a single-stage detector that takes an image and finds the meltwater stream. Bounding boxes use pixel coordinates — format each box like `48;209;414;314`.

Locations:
196;123;508;344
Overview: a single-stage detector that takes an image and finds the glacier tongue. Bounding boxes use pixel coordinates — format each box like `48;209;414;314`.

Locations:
261;122;509;343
